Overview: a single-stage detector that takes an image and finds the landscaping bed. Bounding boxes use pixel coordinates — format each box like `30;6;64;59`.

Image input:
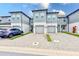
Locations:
62;32;79;37
46;34;52;42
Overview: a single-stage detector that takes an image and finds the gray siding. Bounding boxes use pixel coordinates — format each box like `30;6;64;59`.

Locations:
11;13;21;23
68;11;79;24
0;17;11;23
58;17;67;25
47;14;58;23
33;11;47;22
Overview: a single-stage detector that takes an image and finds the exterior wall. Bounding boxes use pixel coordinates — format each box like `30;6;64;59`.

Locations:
68;22;79;33
47;14;58;23
10;13;22;30
33;10;47;34
58;17;68;32
0;16;11;29
68;11;79;23
0;17;11;23
21;13;30;33
10;12;30;33
67;10;79;33
33;11;47;22
33;10;58;34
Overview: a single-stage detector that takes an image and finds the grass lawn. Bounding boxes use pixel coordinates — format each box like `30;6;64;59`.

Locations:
10;32;32;40
62;32;79;37
46;34;52;42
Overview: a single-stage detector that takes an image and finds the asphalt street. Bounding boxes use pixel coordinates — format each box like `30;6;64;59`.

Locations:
0;51;43;56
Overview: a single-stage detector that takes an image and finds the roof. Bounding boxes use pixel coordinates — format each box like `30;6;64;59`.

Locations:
47;12;59;14
32;9;48;12
58;16;66;18
67;9;79;17
0;16;11;18
9;11;31;19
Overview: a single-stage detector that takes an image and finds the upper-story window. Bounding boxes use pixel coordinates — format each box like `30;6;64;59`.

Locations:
8;19;10;21
17;15;20;19
36;16;38;18
40;13;44;18
12;15;15;20
17;17;19;19
35;13;39;19
0;20;2;22
12;17;15;20
47;15;51;20
63;19;66;22
52;15;56;20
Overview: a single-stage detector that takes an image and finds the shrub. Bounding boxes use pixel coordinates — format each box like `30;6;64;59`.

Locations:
46;34;52;42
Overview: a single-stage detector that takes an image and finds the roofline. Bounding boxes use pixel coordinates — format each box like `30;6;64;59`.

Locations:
58;17;66;18
32;9;48;12
66;9;79;17
9;11;31;19
47;12;59;14
0;16;11;18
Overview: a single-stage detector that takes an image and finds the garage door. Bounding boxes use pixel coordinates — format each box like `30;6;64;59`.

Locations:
0;26;11;30
47;26;56;33
35;25;44;34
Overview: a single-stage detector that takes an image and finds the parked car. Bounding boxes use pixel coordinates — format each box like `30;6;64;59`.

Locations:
0;28;23;38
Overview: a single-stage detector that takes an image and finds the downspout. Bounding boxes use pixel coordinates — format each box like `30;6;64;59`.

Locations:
21;14;23;31
67;16;69;32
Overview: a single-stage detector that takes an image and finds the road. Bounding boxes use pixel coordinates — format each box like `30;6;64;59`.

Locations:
0;51;43;56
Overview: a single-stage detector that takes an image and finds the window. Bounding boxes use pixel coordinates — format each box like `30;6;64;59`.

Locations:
40;13;44;18
8;19;10;21
17;17;19;19
47;15;51;20
63;19;66;22
35;13;39;19
52;15;56;20
36;16;38;18
52;17;55;20
12;17;15;20
0;20;2;22
17;15;20;19
41;16;44;18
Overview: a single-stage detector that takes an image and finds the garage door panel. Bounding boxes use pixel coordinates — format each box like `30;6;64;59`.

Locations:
47;26;56;33
35;25;44;34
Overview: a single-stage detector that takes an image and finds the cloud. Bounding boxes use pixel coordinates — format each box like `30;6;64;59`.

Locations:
58;10;66;16
52;9;65;16
40;3;49;8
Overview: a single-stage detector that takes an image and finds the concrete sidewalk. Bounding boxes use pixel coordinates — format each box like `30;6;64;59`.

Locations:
0;46;79;56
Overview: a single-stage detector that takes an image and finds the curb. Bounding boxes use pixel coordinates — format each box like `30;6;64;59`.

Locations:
0;46;79;56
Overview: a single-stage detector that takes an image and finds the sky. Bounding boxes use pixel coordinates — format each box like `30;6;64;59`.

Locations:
0;3;79;17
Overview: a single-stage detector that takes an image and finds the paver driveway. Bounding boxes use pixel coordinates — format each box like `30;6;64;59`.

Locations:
49;33;79;51
0;34;49;48
0;33;79;51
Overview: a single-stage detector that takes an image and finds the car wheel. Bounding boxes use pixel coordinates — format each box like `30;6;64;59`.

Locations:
8;34;13;38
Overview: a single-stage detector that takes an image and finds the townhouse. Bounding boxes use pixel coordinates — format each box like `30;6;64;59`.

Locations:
66;9;79;34
32;9;67;34
1;8;79;34
0;11;32;33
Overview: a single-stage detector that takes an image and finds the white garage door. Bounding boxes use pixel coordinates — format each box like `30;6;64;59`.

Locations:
47;26;56;33
35;25;44;34
0;26;11;30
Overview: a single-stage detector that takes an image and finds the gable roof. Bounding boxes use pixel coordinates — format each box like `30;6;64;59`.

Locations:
67;9;79;17
9;11;31;19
